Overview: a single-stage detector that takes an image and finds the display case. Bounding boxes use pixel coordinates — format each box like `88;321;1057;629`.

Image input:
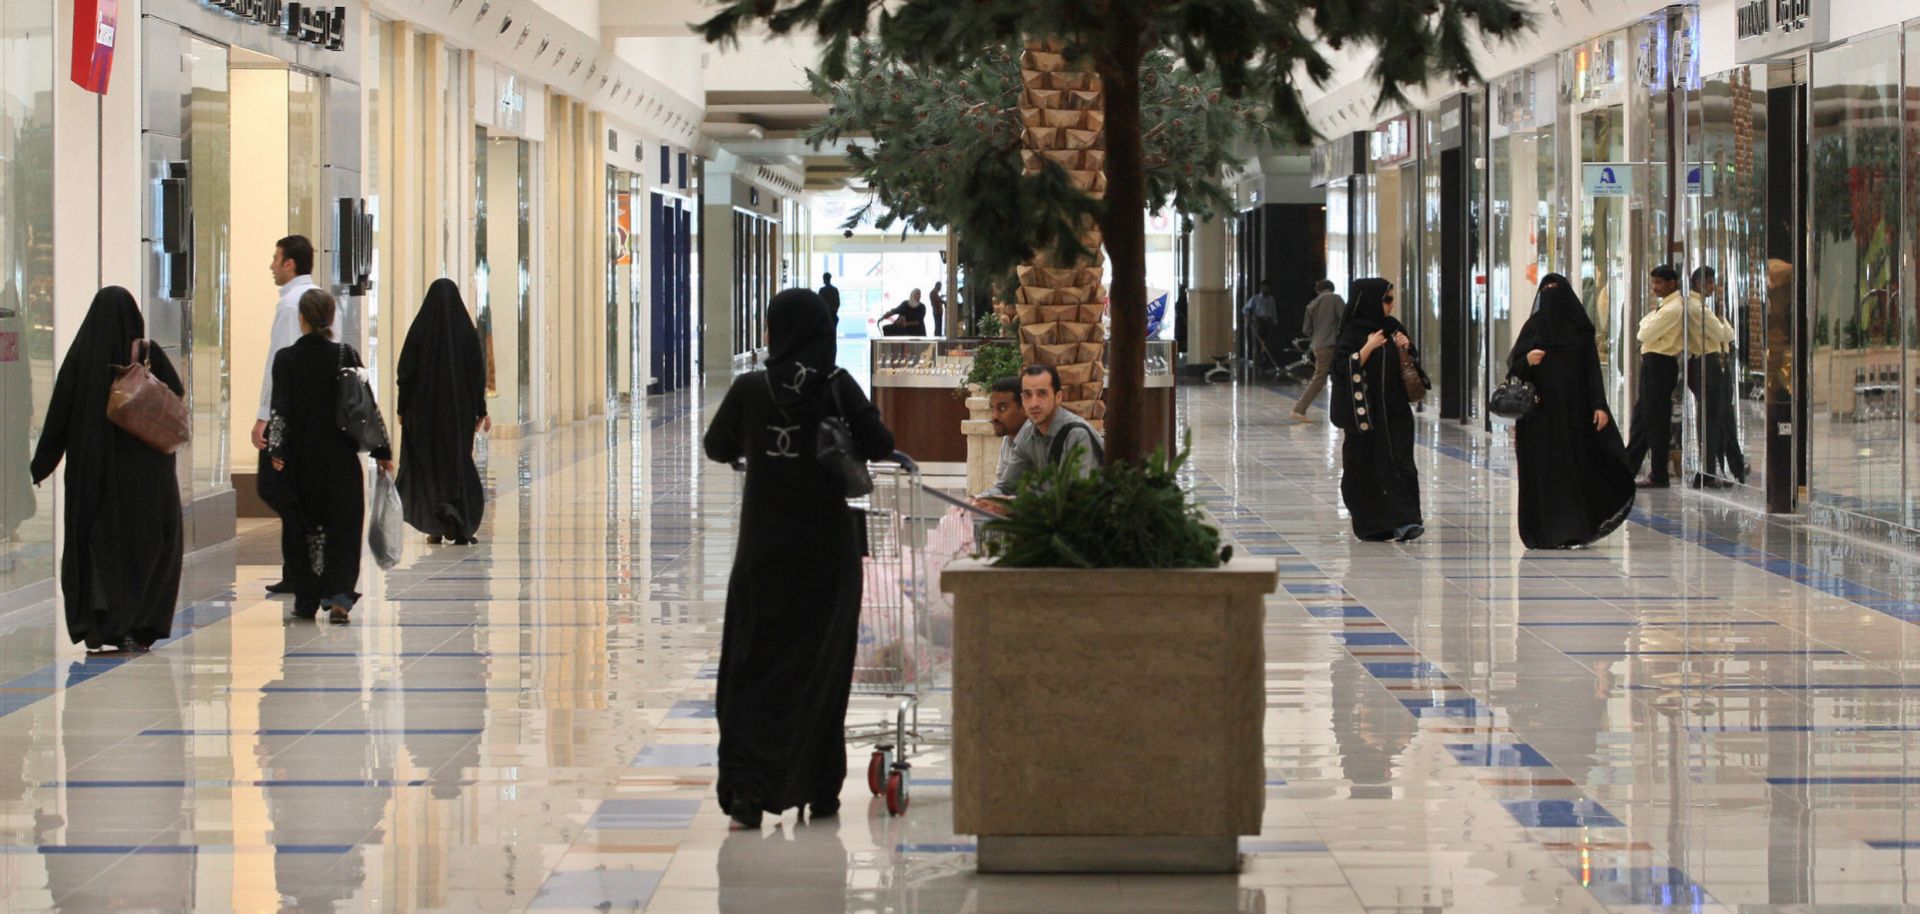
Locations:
870;338;977;465
868;339;1179;466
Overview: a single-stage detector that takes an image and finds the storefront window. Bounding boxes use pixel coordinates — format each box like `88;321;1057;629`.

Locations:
1568;30;1633;416
1487;61;1558;387
0;0;53;603
1808;31;1904;526
1688;64;1771;491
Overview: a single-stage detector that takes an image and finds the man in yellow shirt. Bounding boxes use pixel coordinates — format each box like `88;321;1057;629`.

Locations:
1625;265;1729;487
1689;267;1747;487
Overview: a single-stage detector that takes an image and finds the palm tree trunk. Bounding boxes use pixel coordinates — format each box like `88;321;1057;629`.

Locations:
1094;37;1146;464
1014;39;1109;435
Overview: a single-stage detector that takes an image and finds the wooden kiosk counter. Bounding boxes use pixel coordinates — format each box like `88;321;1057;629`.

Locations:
868;339;1178;470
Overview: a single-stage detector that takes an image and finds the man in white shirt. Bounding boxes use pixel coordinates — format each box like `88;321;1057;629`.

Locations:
255;235;341;594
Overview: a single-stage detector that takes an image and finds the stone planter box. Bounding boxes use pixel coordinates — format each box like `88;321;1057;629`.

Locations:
939;557;1278;873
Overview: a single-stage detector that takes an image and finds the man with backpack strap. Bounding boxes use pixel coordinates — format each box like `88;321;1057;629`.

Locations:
974;364;1103;510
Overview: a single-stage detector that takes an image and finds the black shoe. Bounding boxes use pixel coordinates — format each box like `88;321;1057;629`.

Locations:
1637;479;1670;489
808;797;841;819
292;603;319;620
265;580;294;595
1394;524;1425;542
427;535;443;545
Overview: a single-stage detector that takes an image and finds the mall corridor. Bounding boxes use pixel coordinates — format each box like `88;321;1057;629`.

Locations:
2;380;1919;912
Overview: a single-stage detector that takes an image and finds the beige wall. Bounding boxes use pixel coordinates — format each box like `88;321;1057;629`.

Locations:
228;68;293;473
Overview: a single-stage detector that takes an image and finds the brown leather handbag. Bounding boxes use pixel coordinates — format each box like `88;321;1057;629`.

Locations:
1396;344;1428;404
107;339;190;454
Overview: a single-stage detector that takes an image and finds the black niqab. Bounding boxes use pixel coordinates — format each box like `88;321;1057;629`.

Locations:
1515;273;1596;351
395;279;488;540
765;288;838;408
30;286;183;647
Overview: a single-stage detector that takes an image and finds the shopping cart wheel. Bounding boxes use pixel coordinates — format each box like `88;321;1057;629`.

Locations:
868;747;893;796
885;767;910;816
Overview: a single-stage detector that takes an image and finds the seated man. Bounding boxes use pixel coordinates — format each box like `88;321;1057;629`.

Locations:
974;365;1103;510
982;376;1023;488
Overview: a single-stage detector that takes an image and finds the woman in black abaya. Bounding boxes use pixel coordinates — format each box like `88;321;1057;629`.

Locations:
30;286;183;652
270;289;393;623
1331;278;1426;542
396;279;489;544
703;289;894;828
1507;275;1635;548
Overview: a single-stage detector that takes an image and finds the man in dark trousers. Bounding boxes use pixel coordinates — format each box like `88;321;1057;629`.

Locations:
1625;264;1717;488
1291;279;1344;422
818;272;841;320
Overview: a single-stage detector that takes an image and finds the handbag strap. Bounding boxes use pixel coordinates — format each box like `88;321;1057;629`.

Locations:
822;367;849;419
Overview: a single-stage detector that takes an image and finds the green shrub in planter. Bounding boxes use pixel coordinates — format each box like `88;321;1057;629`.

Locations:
963;339;1024;391
984;433;1230;569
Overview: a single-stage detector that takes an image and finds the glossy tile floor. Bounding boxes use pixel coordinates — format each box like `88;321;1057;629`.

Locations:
6;377;1920;912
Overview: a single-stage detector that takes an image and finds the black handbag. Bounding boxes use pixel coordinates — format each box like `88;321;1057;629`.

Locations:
1488;376;1539;421
335;343;390;452
816;369;873;498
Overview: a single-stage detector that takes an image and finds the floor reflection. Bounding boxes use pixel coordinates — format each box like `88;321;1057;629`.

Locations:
3;381;1920;911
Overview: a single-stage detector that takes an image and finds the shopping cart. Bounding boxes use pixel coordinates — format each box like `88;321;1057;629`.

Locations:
847;452;990;816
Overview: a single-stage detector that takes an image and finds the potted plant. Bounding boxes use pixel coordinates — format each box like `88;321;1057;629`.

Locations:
939;439;1277;872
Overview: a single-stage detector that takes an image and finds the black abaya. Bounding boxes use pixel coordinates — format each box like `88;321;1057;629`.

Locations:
29;287;183;648
1508;276;1635;549
1331;278;1424;540
396;279;488;541
270;333;391;610
703;289;895;817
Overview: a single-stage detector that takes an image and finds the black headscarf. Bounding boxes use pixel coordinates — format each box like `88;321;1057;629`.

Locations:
397;279;486;422
765;288;837;407
1515;273;1595;350
31;287;145;487
1336;277;1401;352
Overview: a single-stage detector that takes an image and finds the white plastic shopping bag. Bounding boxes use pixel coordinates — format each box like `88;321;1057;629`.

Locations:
369;470;403;570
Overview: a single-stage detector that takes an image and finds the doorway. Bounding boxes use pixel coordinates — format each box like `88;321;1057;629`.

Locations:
141;23;331;528
226;48;327;514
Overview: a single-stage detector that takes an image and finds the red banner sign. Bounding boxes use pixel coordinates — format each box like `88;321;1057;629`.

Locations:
70;0;119;94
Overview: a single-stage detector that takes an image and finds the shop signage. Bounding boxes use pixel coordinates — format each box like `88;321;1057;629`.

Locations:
1371;116;1413;165
70;0;118;93
1311;132;1368;186
1685;164;1715;196
615;194;633;264
1583;163;1634;197
1735;0;1827;63
198;0;346;51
